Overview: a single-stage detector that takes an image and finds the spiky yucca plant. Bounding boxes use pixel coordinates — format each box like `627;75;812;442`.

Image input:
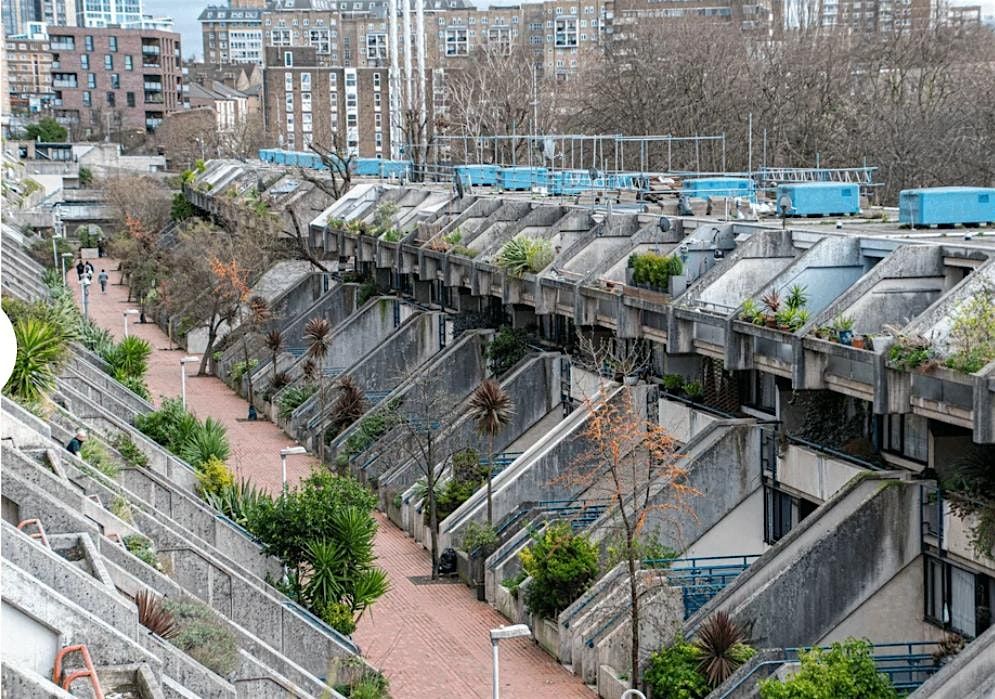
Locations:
329;376;367;443
135;589;178;639
5;317;67;404
694;611;754;688
467;378;515;525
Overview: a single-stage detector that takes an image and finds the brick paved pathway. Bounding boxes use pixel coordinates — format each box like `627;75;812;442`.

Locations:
74;260;595;699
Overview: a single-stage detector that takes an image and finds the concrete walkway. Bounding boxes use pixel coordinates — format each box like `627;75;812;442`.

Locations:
74;262;595;699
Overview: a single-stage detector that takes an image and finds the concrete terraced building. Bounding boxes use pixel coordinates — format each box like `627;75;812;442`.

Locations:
177;158;995;698
0;222;379;698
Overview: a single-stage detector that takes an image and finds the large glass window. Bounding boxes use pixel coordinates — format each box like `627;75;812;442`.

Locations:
554;17;577;47
925;556;993;638
366;33;387;60
308;29;330;53
444;27;468;56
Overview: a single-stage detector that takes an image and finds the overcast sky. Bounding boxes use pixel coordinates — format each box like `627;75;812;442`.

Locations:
152;0;994;61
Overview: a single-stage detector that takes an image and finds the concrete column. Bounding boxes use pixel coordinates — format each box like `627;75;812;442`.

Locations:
413;279;432;305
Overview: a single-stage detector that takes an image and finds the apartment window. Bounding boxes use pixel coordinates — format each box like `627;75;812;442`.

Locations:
106;91;115;106
529;22;542;30
88;73;97;88
109;36;118;52
83;91;91;106
487;27;511;54
285;72;293;91
374;92;382;108
881;414;928;463
330;90;338;104
286;113;295;132
330;72;338;85
84;35;93;51
126;91;135;107
124;55;133;70
925;556;994;639
366;33;387;60
301;92;312;112
285;93;294;112
110;73;120;89
554;17;578;47
302;112;312;129
309;29;330;53
373;72;381;90
375;132;383;149
104;55;113;70
346;113;357;127
346;93;357;108
300;71;311;90
444;27;468;56
374;112;382;128
763;485;817;545
271;29;291;45
345;72;356;87
284;51;293;66
81;54;89;69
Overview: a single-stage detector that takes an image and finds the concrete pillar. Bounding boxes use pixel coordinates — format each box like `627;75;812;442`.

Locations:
724;321;753;371
800;347;828;389
666;308;695;355
413;279;432;305
510;304;537;330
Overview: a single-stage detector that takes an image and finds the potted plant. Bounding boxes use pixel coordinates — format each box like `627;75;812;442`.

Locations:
832;315;855;345
662;373;684;394
851;335;866;349
775;307;796;331
683;381;703;402
739;299;760;323
761;290;781;328
785;284;808;311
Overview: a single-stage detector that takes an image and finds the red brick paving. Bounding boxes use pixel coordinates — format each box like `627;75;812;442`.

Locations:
75;259;596;699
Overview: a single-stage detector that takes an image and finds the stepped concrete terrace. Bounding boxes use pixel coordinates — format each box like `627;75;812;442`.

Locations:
54;242;594;698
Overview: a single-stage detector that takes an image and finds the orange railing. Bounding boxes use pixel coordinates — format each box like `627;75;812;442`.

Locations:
52;644;104;698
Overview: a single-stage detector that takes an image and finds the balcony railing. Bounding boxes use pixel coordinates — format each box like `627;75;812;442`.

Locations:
50;40;74;50
143;82;163;91
144;94;164;104
52;80;78;88
141;44;161;54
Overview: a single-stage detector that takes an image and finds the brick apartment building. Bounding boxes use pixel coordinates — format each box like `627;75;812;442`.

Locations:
5;36;56;113
262;45;392;156
47;26;183;135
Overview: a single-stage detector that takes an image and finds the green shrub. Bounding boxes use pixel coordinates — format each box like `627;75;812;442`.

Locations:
124;534;162;571
4;317;67;403
630;251;683;292
134;398;198;451
202;478;272;528
495;235;554;275
758;639;898;699
460;521;498;554
944;283;995;375
105;336;152;380
343;405;401;457
110;495;134;523
887;339;933;371
486;326;529;376
643;637;709;699
343;671;391;699
179;417;231;468
79;440;120;479
161;598;239;677
113;434;149;468
278;384;318;420
196;456;235;498
114;372;151;400
501;570;527;598
519;521;599;618
319;599;358;635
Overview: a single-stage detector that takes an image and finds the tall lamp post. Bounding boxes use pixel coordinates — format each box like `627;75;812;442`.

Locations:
122;309;140;338
279;446;308;491
60;252;74;286
179;356;200;408
80;272;92;319
489;624;531;699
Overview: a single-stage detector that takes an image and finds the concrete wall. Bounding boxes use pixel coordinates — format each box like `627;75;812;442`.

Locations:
910;624;995;699
658;398;720;444
777;443;865;504
689;475;921;649
684;488;767;559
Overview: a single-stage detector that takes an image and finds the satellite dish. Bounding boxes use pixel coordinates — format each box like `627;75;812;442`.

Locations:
658;216;671;233
778;194;793;216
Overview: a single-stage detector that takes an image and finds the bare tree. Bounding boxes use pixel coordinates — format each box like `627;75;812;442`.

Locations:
301;137;355;200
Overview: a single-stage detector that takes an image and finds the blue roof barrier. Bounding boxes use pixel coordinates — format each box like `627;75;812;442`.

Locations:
776;182;860;217
683;176;757;202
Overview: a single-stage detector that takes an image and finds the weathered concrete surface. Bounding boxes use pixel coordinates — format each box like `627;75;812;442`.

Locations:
909;623;995;699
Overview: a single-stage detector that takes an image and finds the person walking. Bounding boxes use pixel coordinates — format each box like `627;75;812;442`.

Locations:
98;269;109;293
66;429;86;456
84;260;95;278
75;259;85;282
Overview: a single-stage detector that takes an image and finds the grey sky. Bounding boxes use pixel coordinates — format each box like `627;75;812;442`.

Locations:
154;0;995;61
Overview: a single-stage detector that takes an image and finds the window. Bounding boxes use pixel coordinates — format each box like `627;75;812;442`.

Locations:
374;92;382;108
375;132;383;149
283;51;293;66
83;91;91;106
764;485;817;544
330;90;338;104
124;55;133;70
374;112;382;128
110;73;120;89
302;112;312;129
104;55;113;70
345;72;356;87
301;92;311;112
109;36;118;52
554;17;578;47
881;414;928;463
300;72;311;90
126;91;135;107
84;35;93;51
88;73;96;88
285;93;294;112
286;113;295;132
284;72;293;90
373;72;381;90
444;27;468;55
309;29;330;53
106;91;115;106
81;54;89;69
270;29;291;45
346;93;357;108
925;556;994;638
487;27;511;54
366;33;387;60
346;113;357;127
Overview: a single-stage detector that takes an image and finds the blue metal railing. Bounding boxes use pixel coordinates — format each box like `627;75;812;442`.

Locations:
480;451;523;478
287;347;306;358
716;641;944;697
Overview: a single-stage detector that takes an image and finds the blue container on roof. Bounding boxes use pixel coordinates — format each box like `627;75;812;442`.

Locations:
353;158;411;178
455;164;499;187
776;182;860;217
499;167;547;191
899;187;995;226
548;169;593;195
683;177;756;202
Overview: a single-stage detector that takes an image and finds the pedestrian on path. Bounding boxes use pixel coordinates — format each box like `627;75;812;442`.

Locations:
98;269;109;293
75;260;85;281
84;260;95;278
66;429;86;456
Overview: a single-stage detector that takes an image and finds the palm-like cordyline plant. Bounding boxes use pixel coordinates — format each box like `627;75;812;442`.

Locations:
467;379;515;525
135;589;178;639
4;317;67;405
694;611;754;688
304;317;332;461
265;329;284;384
240;296;272;410
329;376;367;446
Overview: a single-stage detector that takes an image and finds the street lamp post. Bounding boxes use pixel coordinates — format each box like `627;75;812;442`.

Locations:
60;252;73;286
179;356;200;408
489;624;531;699
80;273;92;318
279;446;308;491
122;309;140;338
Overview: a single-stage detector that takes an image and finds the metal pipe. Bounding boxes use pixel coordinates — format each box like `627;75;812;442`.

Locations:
388;0;401;159
402;0;413;112
415;0;426;170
